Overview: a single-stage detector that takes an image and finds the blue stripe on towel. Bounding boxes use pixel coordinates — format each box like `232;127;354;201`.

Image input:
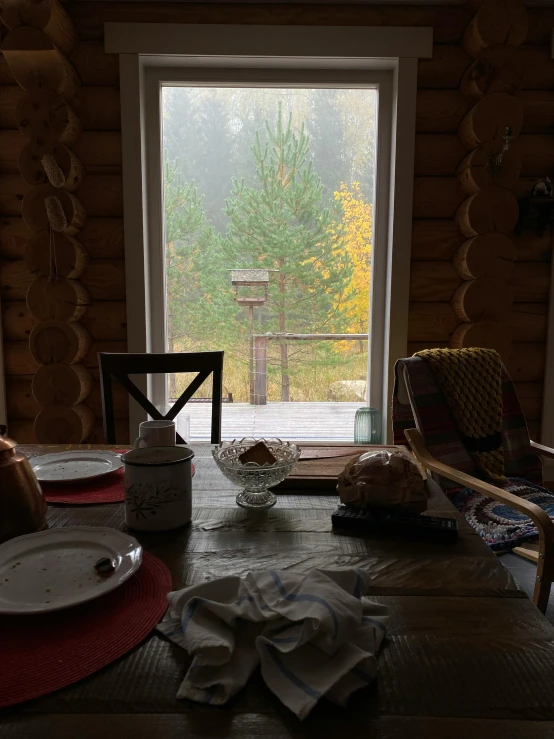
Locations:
268;646;321;700
181;599;201;634
352;666;375;683
269;571;339;639
362;615;386;633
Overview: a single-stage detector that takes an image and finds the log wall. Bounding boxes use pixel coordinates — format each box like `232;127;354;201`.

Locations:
1;2;553;443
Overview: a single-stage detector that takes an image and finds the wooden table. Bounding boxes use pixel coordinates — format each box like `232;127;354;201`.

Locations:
3;443;554;738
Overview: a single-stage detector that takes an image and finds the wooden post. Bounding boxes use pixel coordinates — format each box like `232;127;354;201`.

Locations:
248;304;254;405
254;335;267;406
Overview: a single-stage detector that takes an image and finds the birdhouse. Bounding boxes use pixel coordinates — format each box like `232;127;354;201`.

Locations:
230;269;270;306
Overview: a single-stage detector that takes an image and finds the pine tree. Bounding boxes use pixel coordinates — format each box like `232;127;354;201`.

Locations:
224;106;352;401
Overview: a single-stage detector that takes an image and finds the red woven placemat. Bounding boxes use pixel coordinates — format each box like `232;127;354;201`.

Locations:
42;468;126;505
0;551;171;708
43;464;195;505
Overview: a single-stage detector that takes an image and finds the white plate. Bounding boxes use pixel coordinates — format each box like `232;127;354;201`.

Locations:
0;527;142;614
30;451;123;483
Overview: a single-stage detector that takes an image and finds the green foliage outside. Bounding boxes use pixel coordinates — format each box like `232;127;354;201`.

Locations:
163;89;375;403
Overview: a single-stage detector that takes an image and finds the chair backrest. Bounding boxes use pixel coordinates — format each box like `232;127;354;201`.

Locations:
98;351;224;445
393;354;543;486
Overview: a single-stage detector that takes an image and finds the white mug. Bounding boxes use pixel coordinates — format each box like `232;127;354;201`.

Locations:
134;420;175;449
122;446;194;531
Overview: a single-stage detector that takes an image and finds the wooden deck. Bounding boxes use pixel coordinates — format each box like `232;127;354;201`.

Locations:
184;402;362;442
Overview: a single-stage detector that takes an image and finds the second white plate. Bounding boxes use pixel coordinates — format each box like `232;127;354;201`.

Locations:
30;451;123;483
0;527;142;614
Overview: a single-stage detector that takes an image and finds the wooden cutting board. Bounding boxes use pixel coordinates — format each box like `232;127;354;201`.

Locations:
274;444;406;492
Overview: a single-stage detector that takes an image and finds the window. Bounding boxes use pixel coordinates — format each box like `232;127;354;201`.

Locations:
109;24;431;440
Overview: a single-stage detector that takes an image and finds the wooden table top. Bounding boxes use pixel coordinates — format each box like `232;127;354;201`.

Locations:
3;443;554;738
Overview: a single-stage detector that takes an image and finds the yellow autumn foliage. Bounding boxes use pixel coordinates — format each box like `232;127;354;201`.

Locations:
329;183;372;349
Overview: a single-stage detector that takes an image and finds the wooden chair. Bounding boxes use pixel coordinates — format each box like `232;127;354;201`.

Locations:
393;355;554;613
98;351;224;445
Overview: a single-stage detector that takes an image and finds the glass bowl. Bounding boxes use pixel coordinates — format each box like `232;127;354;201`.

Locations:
212;438;300;509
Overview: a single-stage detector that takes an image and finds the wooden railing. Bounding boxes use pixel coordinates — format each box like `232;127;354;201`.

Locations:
253;333;368;405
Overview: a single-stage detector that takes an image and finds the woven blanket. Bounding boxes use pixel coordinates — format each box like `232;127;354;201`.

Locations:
414;348;506;482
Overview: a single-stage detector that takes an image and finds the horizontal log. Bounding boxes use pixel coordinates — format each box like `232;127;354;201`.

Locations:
86;375;129;420
449;321;512;362
515;230;553;262
25;230;88;279
513;380;543;421
78;175;123;217
0;174;29;216
454;234;516;280
26;276;90;322
520;135;554;178
417;45;472;89
518;91;554;134
416;90;469;134
509;262;550;302
527;8;554;44
16;84;81;146
461;45;524;102
0;217;33;259
414;134;466;177
81;259;126;300
457;139;521;194
6;419;37;443
0;0;78;55
408;302;458;342
411;219;464;260
3;341;40;375
2;27;80;100
0;130;123;175
456;187;518;238
69;41;119;86
0;259;33;300
0;216;125;259
6;376;41;420
458;93;523;150
520;46;554;91
462;0;527;59
32;362;93;407
34;402;95;443
0;84;121;131
407;341;448;356
412;177;465;219
83;340;127;368
29;320;91;365
0;85;20;128
409;261;461;301
451;277;513;323
72;86;121;130
505;342;545;382
22;183;86;234
19;138;85;190
509;303;547;342
1;300;33;340
80;300;128;340
78;217;124;258
70;3;473;44
408;301;547;343
86;419;129;445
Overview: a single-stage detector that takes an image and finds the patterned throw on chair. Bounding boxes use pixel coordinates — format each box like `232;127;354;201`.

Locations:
414;347;506;483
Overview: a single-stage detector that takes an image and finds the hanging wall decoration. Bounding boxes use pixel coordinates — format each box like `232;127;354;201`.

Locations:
1;0;94;443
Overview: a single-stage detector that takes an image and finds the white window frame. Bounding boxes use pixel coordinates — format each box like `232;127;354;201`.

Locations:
108;23;432;441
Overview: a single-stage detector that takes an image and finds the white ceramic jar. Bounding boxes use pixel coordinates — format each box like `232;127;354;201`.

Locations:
122;446;194;531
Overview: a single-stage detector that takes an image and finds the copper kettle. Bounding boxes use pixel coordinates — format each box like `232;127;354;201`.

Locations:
0;427;47;544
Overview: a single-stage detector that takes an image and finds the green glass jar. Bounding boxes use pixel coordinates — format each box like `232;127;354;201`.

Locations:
354;407;382;444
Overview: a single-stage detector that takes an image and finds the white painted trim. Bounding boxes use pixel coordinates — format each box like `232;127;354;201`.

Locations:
116;24;426;440
0;292;6;427
542;35;554;452
106;23;433;59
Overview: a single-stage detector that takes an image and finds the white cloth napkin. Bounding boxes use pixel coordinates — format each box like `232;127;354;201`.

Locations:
157;568;388;719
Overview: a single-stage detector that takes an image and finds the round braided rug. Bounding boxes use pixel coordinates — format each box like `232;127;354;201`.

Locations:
0;552;171;708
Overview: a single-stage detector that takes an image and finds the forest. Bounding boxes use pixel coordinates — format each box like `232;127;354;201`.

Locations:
162;86;376;403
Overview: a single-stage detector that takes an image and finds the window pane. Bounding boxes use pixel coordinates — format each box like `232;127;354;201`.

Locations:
161;86;377;441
